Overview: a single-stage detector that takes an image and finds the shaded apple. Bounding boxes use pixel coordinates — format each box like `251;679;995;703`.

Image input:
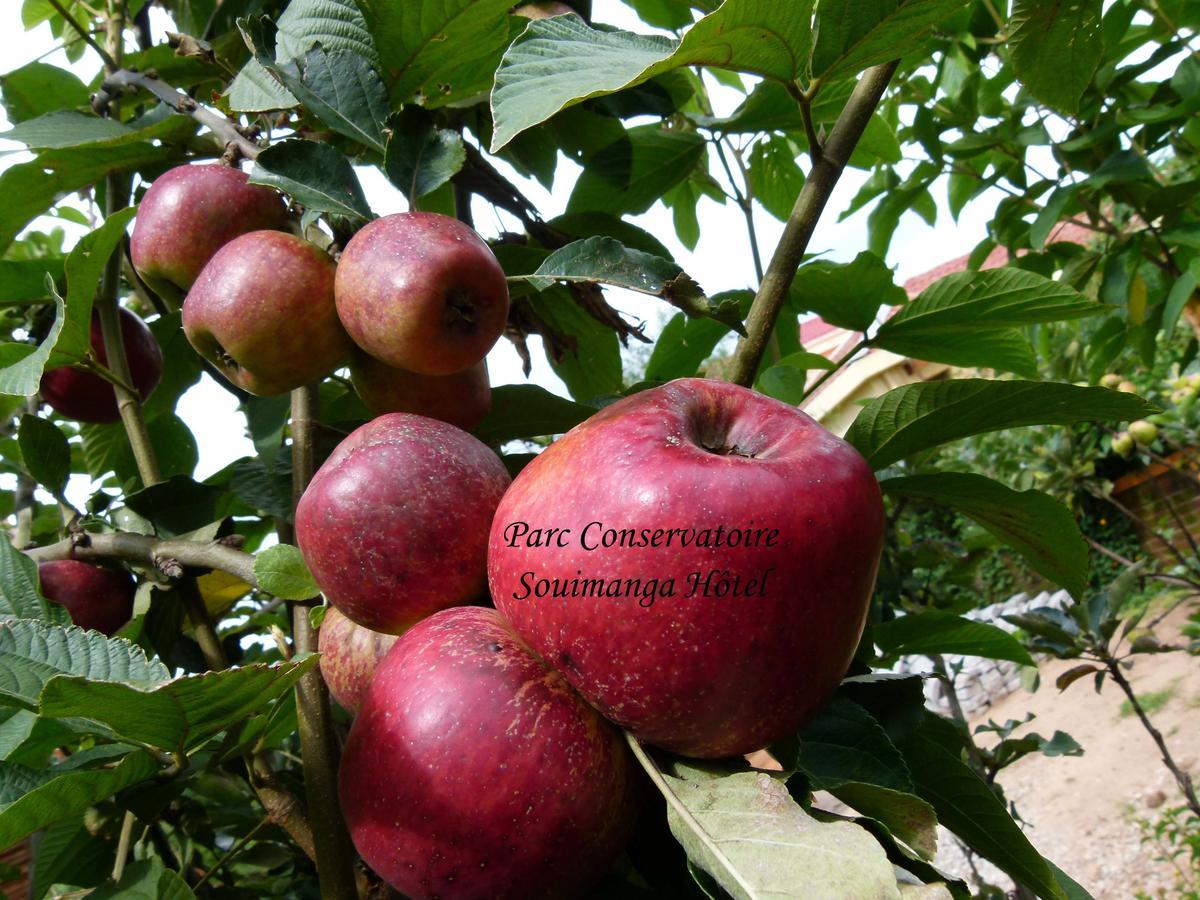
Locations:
487;378;885;758
38;560;135;635
513;1;578;17
318;605;399;714
131;164;290;295
334;213;509;375
40;307;163;424
339;606;638;900
182;231;350;396
295;413;510;634
349;350;491;431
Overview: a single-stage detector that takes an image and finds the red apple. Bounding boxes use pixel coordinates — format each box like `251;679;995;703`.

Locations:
339;606;638;899
40;307;163;424
182;231;350;396
334;213;510;376
131;164;290;296
349;350;491;431
317;605;399;714
38;560;135;635
295;414;511;634
487;378;885;758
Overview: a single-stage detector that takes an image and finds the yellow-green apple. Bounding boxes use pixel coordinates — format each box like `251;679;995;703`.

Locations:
339;606;638;899
182;231;350;396
131;164;290;296
1128;419;1158;445
40;307;163;423
334;213;509;375
317;606;399;714
1112;431;1136;457
349;350;491;431
1099;373;1123;389
295;414;510;634
513;1;578;17
487;378;885;758
38;560;135;635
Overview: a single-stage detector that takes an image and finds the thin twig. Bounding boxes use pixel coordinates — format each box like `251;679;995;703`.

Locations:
45;0;116;69
111;809;136;882
726;62;898;387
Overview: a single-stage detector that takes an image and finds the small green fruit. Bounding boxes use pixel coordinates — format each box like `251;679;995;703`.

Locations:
1112;432;1135;457
1128;420;1158;445
1100;373;1123;389
1117;380;1138;393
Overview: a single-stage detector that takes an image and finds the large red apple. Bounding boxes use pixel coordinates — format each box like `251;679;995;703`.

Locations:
339;606;638;899
334;213;509;376
487;378;885;758
182;231;350;396
317;605;398;714
131;164;290;296
349;350;491;431
38;560;135;635
40;307;163;424
295;414;510;634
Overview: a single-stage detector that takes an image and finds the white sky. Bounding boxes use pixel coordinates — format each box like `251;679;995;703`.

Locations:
0;1;1004;501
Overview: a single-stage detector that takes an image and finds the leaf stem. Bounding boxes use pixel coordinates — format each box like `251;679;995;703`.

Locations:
111;808;136;882
286;383;358;899
725;62;898;388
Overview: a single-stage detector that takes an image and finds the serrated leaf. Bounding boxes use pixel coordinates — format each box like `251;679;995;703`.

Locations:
0;619;166;709
472;384;596;445
791;697;913;792
874;611;1035;666
882;473;1088;598
38;656;318;754
1008;0;1103;115
490;4;819;150
809;0;969;82
254;545;319;600
0;62;89;124
384;107;467;202
0;545;69;627
567;125;706;217
249;139;371;220
646;304;741;383
791;251;904;332
830;782;939;861
758;352;836;405
846;379;1155;470
17;414;70;497
89;857;196;899
528;287;623;402
660;770;901;900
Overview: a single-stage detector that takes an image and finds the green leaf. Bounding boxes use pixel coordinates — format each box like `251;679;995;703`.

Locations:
124;476;225;535
846;379;1155;470
882;472;1088;598
359;0;515;107
384;107;467;203
89;857;196;900
567;125;706;217
757;352;835;405
491;4;818;151
645;302;740;383
528;288;624;402
898;715;1067;899
39;656;318;754
0;545;69;628
791;251;905;332
0;62;89;123
874;611;1035;666
0;619;166;710
17;415;70;497
1008;0;1103;114
747;135;805;220
254;545;319;600
0;751;160;850
791;697;913;792
249;139;372;220
0;108;194;151
1163;260;1200;340
829;782;939;861
660;770;901;900
473;384;596;445
809;0;969;82
0;259;63;305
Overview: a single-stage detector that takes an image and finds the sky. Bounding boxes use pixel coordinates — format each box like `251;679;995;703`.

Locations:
0;1;1005;503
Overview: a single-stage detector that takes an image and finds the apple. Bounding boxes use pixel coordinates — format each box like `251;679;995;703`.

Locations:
130;164;290;295
295;413;511;634
1117;380;1138;393
1112;431;1135;457
1128;419;1158;445
349;350;491;431
339;606;638;899
317;605;399;714
182;231;350;396
40;307;163;424
487;378;885;758
1099;373;1123;389
38;560;135;635
334;213;510;376
513;1;578;18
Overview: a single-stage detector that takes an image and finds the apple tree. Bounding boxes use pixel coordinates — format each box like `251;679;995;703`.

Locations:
0;0;1191;896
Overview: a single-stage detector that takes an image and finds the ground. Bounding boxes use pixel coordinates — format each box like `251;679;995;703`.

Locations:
940;598;1200;898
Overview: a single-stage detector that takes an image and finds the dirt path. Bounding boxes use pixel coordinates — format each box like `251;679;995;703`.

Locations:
937;599;1200;898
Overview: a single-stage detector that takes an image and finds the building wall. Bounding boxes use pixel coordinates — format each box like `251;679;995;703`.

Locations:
1111;452;1200;567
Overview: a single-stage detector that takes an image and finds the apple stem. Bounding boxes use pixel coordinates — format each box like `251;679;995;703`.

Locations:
285;383;360;899
724;62;899;389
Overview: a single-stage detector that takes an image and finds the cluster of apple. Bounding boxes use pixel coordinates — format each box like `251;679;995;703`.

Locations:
1099;373;1166;458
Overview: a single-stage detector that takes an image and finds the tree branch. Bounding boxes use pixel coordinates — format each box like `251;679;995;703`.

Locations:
46;0;116;70
27;531;257;583
98;69;262;161
286;384;358;899
726;62;898;387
